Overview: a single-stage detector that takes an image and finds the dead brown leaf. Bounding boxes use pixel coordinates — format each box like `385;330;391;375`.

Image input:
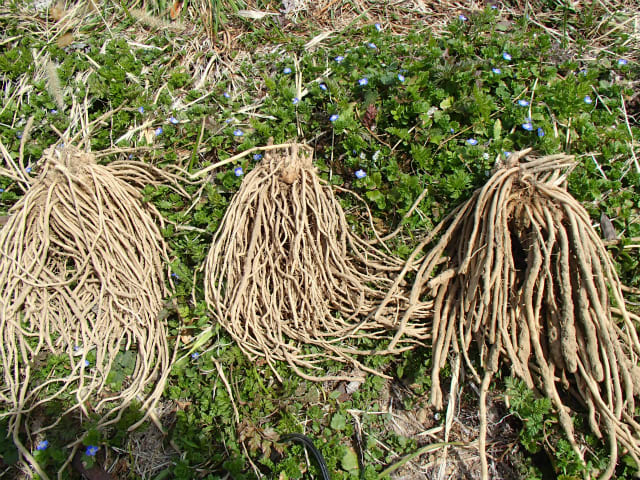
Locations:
56;32;74;48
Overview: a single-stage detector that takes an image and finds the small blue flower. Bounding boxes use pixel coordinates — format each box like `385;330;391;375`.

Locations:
492;67;501;74
0;188;4;193
358;77;368;86
449;128;455;133
36;440;49;451
283;67;292;74
233;129;244;137
223;92;230;98
374;23;381;31
169;116;179;124
467;138;478;146
234;166;244;177
74;345;81;352
25;167;32;173
521;122;534;131
85;446;99;457
490;5;498;9
502;52;512;61
128;154;134;160
155;127;163;136
355;169;367;179
329;114;339;122
397;74;405;82
191;352;200;359
504;151;511;157
292;97;299;105
335;55;344;63
319;83;327;91
367;42;377;49
459;14;468;21
225;118;233;124
537;127;545;137
579;68;588;76
50;109;57;114
253;153;263;161
618;58;628;66
138;106;144;114
16;131;22;139
584;95;593;104
517;99;529;107
171;272;179;279
84;359;90;367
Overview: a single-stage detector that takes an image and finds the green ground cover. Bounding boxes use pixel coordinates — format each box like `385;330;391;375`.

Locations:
0;1;638;478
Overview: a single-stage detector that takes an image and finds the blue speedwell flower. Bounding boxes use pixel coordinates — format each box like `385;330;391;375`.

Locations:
233;129;244;137
367;42;377;49
374;23;381;31
253;153;263;161
283;67;292;74
467;138;478;145
358;77;368;86
502;52;512;61
0;188;4;193
335;55;344;63
169;116;179;124
85;446;99;457
517;99;529;106
537;128;545;137
84;359;90;367
223;92;230;98
397;73;405;82
618;58;628;66
50;109;57;114
521;122;534;131
584;95;593;104
292;97;299;105
155;127;163;136
329;114;339;122
191;352;200;359
138;106;144;114
171;273;178;279
355;169;367;179
16;131;22;139
25;167;32;173
319;83;327;91
234;166;244;177
492;67;501;74
36;440;49;451
459;14;467;21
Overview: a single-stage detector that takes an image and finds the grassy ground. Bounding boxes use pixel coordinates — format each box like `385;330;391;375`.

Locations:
0;0;639;478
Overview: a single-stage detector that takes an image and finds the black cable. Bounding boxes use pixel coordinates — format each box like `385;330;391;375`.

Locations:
279;433;331;480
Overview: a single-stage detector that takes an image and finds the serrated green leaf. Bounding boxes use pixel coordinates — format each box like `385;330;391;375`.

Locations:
493;119;502;139
341;447;359;473
330;413;346;431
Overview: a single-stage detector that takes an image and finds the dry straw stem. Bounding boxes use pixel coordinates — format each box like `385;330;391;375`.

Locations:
395;150;640;479
0;145;172;479
203;143;430;382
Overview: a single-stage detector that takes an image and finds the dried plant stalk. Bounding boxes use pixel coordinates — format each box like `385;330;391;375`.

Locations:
0;146;171;478
394;150;640;479
204;144;429;381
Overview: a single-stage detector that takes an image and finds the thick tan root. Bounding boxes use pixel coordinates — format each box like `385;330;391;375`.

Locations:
204;144;430;381
0;146;172;477
399;150;640;479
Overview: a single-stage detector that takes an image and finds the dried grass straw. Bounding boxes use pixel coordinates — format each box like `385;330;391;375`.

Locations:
0;145;171;479
393;150;640;479
204;143;429;382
